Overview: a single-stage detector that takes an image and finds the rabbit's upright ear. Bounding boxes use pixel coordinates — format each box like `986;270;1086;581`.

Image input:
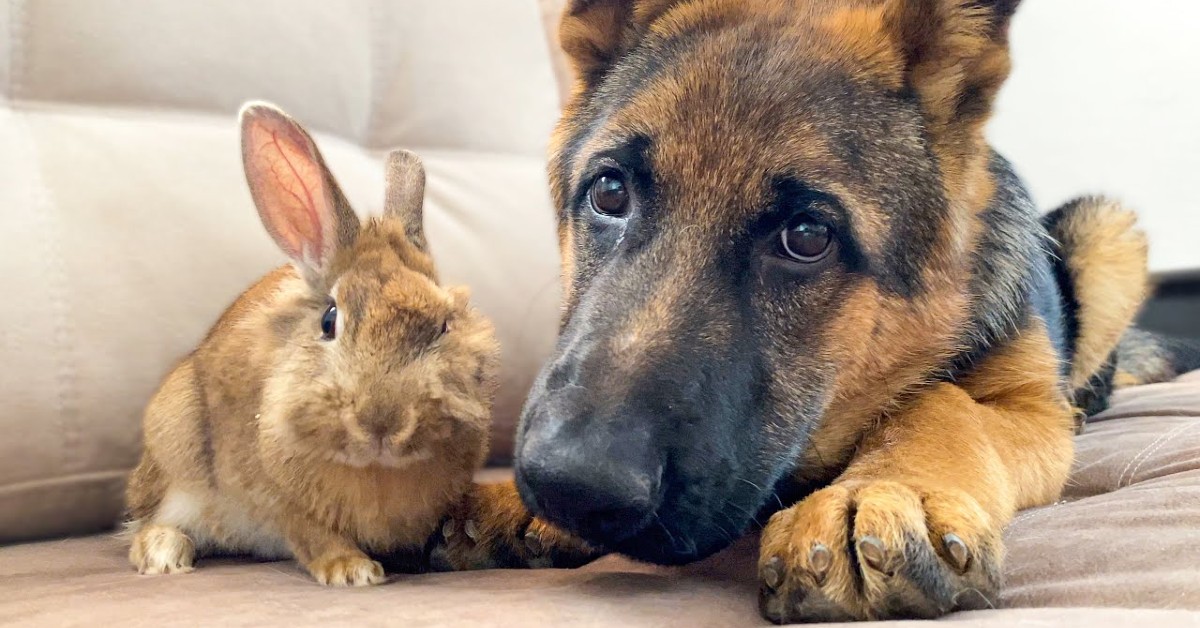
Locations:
383;149;427;251
240;102;360;285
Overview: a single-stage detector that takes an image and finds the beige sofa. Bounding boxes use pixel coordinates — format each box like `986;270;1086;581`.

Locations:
3;1;1199;625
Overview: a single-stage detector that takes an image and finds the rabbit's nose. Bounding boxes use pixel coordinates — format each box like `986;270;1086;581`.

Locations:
360;413;394;442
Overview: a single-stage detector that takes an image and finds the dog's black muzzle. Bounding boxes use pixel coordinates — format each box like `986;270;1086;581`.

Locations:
517;385;665;545
514;294;776;564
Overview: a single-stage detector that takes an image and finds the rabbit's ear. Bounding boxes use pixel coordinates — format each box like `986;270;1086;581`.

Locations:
240;102;359;284
383;149;427;251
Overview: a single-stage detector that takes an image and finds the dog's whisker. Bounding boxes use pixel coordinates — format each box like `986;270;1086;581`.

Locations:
722;494;761;526
736;477;784;515
709;517;735;544
654;514;680;554
737;477;763;491
718;509;750;541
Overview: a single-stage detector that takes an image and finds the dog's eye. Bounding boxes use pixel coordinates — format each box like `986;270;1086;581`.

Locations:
779;217;834;263
440;318;451;336
320;302;337;340
589;172;630;217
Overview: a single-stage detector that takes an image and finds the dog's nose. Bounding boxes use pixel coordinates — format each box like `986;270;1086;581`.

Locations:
517;399;663;544
520;450;661;543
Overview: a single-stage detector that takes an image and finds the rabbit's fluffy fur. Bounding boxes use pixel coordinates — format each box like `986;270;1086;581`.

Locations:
124;103;499;586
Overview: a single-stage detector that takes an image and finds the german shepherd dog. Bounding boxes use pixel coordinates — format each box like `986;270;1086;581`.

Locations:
507;0;1200;622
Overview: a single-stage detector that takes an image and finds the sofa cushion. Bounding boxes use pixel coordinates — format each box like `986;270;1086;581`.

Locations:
9;0;560;157
1002;370;1200;608
3;372;1199;625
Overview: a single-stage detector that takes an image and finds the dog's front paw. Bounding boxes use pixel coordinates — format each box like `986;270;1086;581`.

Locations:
307;552;386;587
429;482;601;571
757;481;1001;623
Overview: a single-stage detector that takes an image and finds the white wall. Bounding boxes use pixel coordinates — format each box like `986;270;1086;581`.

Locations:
988;0;1200;275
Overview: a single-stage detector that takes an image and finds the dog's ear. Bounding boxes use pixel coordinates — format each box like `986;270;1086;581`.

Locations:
558;0;683;89
882;0;1022;140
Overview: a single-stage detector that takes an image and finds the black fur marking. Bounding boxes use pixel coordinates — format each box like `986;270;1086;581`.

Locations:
1041;205;1082;365
1073;351;1115;418
945;154;1065;381
1119;329;1200;385
1161;335;1200;375
1028;248;1071;381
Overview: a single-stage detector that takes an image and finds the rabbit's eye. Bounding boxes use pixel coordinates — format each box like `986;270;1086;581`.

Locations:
320;303;337;340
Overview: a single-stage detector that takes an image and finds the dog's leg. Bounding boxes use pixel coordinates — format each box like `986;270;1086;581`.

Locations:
429;481;602;571
758;325;1074;623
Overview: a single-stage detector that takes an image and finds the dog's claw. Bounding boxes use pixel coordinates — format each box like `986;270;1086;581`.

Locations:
810;543;832;582
943;533;970;572
524;529;544;555
758;482;1002;622
762;556;784;590
857;536;889;573
442;519;457;540
463;520;479;542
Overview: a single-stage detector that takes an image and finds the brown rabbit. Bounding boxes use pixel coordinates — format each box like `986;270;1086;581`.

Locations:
124;103;588;586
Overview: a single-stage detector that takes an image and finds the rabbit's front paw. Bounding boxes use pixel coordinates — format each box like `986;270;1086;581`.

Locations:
307;552;386;587
130;524;196;575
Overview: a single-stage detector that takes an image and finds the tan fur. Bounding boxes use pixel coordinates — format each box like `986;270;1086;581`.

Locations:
560;0;687;82
125;103;501;585
1049;198;1150;389
818;6;905;88
558;222;578;311
1112;370;1140;388
761;323;1074;619
551;0;1080;621
795;270;974;483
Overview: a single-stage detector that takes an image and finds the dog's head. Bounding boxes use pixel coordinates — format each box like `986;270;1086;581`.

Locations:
516;0;1022;564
